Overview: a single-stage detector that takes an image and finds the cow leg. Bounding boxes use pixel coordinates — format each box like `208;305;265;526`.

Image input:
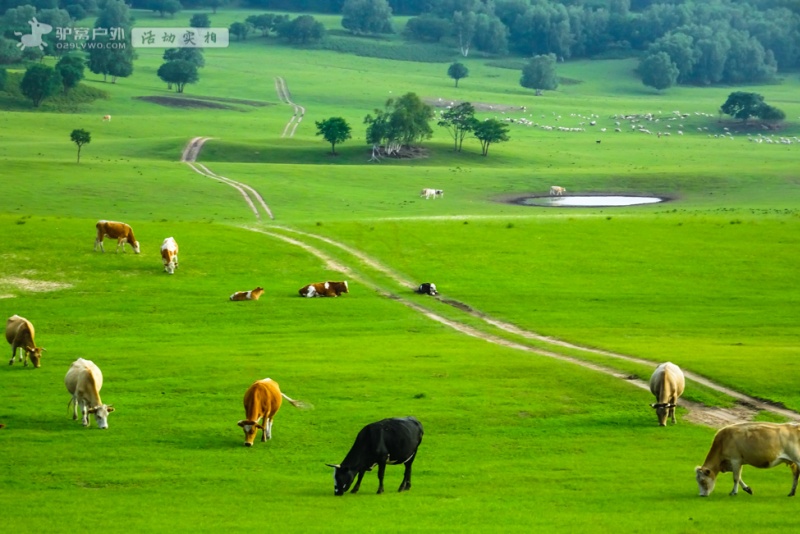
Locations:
81;401;89;427
265;417;273;440
351;471;366;494
117;238;125;253
789;463;800;496
94;236;104;252
22;349;28;366
669;404;677;425
376;462;386;494
399;455;416;492
70;396;79;420
730;464;750;495
9;346;17;365
260;417;268;442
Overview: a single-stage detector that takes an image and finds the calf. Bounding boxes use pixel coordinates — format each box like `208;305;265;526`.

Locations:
326;416;423;496
649;362;685;426
160;237;179;274
95;220;140;254
696;422;800;497
550;186;566;196
299;281;349;298
230;287;265;301
415;283;438;296
64;358;115;429
5;315;45;368
237;378;308;446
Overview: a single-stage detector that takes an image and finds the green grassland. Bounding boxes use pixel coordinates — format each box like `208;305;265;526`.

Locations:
1;8;800;533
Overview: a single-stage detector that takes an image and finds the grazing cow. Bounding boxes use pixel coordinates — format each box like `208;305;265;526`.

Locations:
415;283;438;296
160;237;179;274
649;362;685;426
695;422;800;497
64;358;115;429
420;188;443;199
94;220;140;254
102;115;111;121
5;315;45;368
230;287;265;301
326;416;424;496
298;281;349;298
550;186;566;196
237;378;307;447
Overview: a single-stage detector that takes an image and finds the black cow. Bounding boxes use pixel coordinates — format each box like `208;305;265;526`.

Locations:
326;416;423;496
415;283;438;296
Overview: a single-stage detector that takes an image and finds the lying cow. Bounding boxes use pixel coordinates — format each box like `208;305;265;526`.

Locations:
327;416;424;496
550;186;566;196
299;281;349;298
415;283;438;296
420;188;443;199
237;378;308;447
230;287;265;301
5;315;45;368
649;362;685;426
65;358;115;429
160;237;179;274
696;422;800;497
94;220;140;254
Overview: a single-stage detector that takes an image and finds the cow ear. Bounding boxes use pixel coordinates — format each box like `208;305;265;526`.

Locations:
325;463;340;469
107;406;115;413
237;420;246;427
88;407;98;414
649;403;657;408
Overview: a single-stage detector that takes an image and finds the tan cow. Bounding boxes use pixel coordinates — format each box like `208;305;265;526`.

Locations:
65;358;115;429
696;422;800;497
160;237;179;274
649;362;685;426
94;220;140;253
298;281;349;298
237;378;308;447
5;315;45;368
550;186;566;196
230;287;264;301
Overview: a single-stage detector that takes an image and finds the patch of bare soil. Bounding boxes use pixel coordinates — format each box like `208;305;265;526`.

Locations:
0;277;72;293
682;400;760;429
136;95;270;110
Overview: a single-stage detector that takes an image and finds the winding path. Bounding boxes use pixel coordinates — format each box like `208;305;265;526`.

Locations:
274;76;305;138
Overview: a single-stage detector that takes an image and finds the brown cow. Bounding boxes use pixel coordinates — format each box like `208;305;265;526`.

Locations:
298;281;349;298
5;315;45;368
230;287;264;301
160;237;179;274
237;378;308;447
696;422;800;497
649;362;685;426
94;220;140;253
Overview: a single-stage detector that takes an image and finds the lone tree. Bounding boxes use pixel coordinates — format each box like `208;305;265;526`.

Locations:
55;54;85;94
437;102;477;152
473;118;509;156
639;51;679;91
520;53;559;96
315;117;352;155
721;91;785;123
157;60;199;93
21;64;62;107
447;62;469;88
70;129;91;163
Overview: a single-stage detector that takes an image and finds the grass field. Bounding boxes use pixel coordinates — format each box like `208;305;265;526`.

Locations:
2;8;800;533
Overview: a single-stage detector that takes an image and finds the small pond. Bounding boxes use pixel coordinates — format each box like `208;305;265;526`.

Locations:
516;195;667;208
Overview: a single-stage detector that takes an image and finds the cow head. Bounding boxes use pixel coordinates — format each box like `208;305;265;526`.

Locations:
650;402;676;426
27;346;45;368
87;404;115;429
326;463;355;496
695;466;717;496
238;419;264;447
132;241;141;254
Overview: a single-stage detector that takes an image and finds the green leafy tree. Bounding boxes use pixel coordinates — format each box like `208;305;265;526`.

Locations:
403;15;450;43
447;62;469;88
473;118;510;157
638;51;678;91
163;47;204;68
0;67;6;91
364;92;434;155
276;15;325;44
205;0;227;14
437;102;477;152
21;64;62;107
246;14;275;36
342;0;393;35
87;0;135;83
315;117;352;155
229;22;251;41
0;38;22;65
758;104;786;123
157;59;198;93
150;0;182;18
190;13;211;28
720;91;766;122
70;128;90;163
453;10;476;57
520;53;559;95
55;54;85;93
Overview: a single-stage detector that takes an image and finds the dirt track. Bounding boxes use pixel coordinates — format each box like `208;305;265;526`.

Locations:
181;138;800;428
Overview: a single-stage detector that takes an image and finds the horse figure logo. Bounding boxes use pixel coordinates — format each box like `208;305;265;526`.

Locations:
14;18;53;51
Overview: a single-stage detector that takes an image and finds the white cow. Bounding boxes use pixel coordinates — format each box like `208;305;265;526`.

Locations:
160;237;179;274
103;115;111;121
649;362;685;426
65;358;115;429
420;188;443;199
549;186;566;196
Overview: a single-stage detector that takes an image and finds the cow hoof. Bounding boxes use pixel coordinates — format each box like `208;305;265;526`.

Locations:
744;487;753;495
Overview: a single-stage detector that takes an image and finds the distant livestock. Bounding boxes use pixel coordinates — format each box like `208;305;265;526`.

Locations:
299;281;349;298
95;220;140;254
420;188;443;199
65;358;114;429
6;315;45;368
103;115;111;121
327;416;423;496
160;237;179;274
238;378;308;447
549;186;566;196
230;287;264;301
415;283;438;296
696;422;800;497
649;362;685;426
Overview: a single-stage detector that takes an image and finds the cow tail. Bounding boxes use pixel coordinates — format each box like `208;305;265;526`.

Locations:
281;393;313;410
66;397;74;416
